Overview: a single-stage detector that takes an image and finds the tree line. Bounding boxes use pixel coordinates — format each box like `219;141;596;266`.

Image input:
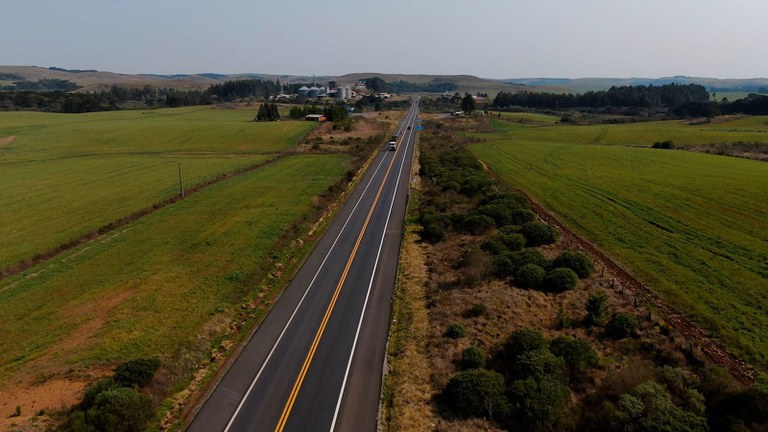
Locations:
493;83;710;109
363;76;458;93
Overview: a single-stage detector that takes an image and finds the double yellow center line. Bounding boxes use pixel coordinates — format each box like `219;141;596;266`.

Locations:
273;112;411;432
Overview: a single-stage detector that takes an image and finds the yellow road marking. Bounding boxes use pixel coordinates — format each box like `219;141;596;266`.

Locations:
274;116;411;432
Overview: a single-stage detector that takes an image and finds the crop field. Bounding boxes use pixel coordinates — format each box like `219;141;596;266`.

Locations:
486;115;768;148
0;153;349;386
0;107;315;267
468;119;768;368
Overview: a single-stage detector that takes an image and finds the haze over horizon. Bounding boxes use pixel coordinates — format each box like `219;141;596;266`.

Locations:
2;0;767;79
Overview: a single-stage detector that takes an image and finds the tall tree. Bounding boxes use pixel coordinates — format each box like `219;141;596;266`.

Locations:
461;93;476;114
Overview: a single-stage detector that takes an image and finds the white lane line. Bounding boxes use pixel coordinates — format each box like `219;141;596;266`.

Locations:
328;103;417;432
221;107;415;432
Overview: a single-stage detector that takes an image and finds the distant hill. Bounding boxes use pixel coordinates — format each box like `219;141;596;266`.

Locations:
506;76;768;94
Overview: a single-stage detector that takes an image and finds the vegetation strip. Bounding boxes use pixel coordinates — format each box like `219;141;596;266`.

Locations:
481;165;757;384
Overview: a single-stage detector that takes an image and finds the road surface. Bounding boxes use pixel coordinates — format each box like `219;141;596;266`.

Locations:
187;99;420;432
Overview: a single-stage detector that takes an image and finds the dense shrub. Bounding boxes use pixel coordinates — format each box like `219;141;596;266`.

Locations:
552;251;594;278
462;346;487;369
508;376;570;431
466;302;487;318
445;323;467;339
543;267;579;292
421;223;446;243
513;348;568;383
605;313;638;339
493;252;515;277
481;192;530;210
461;215;496;235
480;238;507;255
90;388;154;432
510;248;549;270
114;358;160;388
585;291;609;326
499;233;526;252
504;328;548;362
81;378;119;409
514;264;546;288
520;222;559;246
443;369;510;419
550;336;599;382
510;208;536;225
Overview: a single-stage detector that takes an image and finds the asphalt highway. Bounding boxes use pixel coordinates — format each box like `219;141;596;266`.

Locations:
186;99;420;432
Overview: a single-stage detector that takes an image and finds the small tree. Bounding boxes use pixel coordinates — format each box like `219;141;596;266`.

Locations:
520;222;559;246
446;323;467;339
114;358;160;388
443;369;510;420
552;251;594;278
462;346;487;369
90;387;154;432
508;376;570;431
515;264;546;288
605;313;638;339
461;93;476;114
585;291;608;326
550;336;599;383
503;328;547;363
544;268;579;292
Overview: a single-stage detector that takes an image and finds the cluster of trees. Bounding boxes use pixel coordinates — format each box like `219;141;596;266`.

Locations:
672;95;768;117
0;86;212;112
255;102;280;121
494;84;710;109
362;76;458;93
1;78;81;91
287;103;349;122
207;78;282;101
60;358;160;432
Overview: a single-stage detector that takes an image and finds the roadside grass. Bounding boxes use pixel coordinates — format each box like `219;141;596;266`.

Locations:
482;115;768;148
468;129;768;368
0;107;316;267
0;154;350;386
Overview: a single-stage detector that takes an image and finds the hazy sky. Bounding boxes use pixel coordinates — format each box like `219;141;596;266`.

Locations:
2;0;767;78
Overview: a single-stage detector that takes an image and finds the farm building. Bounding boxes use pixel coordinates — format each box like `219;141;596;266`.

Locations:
305;114;327;122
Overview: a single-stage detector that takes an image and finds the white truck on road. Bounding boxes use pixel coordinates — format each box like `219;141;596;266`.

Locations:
388;135;397;151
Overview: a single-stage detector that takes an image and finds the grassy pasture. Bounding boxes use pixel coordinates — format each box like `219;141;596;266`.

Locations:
468;121;768;368
486;115;768;148
0;154;349;384
0;107;316;267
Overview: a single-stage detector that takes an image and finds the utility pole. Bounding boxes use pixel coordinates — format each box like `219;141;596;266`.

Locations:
178;163;184;198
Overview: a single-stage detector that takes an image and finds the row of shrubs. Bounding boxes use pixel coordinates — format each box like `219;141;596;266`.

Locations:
59;358;160;432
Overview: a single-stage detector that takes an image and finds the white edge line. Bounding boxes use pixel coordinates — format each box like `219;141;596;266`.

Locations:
221;108;413;432
328;101;417;431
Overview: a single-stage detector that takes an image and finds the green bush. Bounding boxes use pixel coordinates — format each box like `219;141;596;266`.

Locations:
510;208;536;225
605;313;638;339
552;251;594;278
510;248;549;270
493;252;515;277
444;369;510;419
462;346;487;369
513;348;568;383
466;302;487;318
504;328;548;362
445;323;467;339
481;192;530;210
515;264;546;288
585;291;608;326
520;222;559;246
555;306;572;329
480;239;507;255
421;223;446;243
508;376;570;431
90;387;154;432
549;336;599;382
462;215;496;235
543;267;579;292
499;233;526;252
81;378;119;409
113;358;160;388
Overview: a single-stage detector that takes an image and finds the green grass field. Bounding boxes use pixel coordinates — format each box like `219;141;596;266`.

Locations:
485;115;768;148
468;119;768;368
0;107;316;267
0;154;349;384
